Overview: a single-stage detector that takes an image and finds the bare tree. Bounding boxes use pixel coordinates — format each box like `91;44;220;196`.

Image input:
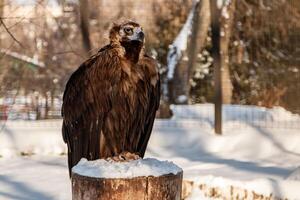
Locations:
187;0;211;99
210;0;222;134
219;0;236;103
0;0;24;49
0;0;3;16
170;1;200;104
167;1;201;103
169;0;211;104
79;0;92;55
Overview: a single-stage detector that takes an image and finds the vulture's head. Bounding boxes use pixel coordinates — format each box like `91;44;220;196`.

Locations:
109;21;145;44
109;21;145;62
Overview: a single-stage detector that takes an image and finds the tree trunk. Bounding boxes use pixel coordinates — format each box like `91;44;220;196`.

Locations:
79;0;92;55
0;0;4;86
34;95;41;120
170;52;190;104
44;93;49;119
210;0;222;134
220;0;236;104
171;0;211;104
0;0;3;22
72;172;183;200
187;0;211;97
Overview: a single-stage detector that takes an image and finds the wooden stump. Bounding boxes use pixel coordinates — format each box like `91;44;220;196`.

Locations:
72;171;183;200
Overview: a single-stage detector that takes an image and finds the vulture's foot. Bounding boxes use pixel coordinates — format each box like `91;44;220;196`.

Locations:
106;152;140;162
120;151;140;161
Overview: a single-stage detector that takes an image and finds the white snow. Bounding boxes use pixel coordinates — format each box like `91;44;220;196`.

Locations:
186;187;209;200
286;167;300;181
190;176;300;200
0;120;66;158
166;1;198;80
0;104;300;199
217;0;223;9
0;49;45;68
217;0;231;9
170;104;300;128
221;6;230;19
0;156;70;200
268;106;300;121
72;158;182;178
176;95;188;103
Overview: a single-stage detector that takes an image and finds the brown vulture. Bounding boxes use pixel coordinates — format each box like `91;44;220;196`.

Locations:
62;21;160;175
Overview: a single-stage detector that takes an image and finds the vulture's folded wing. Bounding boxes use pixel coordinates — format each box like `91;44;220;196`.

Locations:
62;53;113;176
137;56;161;157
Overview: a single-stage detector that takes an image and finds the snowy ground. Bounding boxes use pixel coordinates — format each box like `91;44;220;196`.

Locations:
0;104;300;199
0;156;69;200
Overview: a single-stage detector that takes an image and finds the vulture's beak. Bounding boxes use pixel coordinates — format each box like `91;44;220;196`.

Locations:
136;31;145;42
130;28;145;43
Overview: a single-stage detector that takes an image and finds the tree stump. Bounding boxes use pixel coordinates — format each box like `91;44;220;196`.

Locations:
71;158;183;200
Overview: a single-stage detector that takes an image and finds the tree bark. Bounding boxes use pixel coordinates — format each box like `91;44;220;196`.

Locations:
72;172;183;200
0;0;3;22
187;0;211;97
171;0;211;104
0;0;4;86
210;0;222;135
170;53;190;104
220;0;236;104
79;0;92;55
44;93;49;119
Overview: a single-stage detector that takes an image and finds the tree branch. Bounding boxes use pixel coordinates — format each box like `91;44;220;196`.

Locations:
0;18;25;48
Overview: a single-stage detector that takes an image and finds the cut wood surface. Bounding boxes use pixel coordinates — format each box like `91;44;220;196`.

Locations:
72;171;183;200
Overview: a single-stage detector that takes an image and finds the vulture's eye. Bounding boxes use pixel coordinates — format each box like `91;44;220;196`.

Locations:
124;27;133;35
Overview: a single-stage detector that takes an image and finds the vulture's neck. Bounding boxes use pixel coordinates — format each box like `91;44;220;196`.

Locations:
121;41;143;63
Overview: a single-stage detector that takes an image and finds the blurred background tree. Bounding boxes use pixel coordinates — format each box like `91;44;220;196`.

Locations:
190;0;300;113
0;0;299;120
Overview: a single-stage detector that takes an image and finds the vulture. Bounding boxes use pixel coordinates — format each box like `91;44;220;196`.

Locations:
62;21;160;175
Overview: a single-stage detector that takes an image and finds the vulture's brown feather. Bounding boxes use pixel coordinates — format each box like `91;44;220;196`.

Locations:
62;21;160;176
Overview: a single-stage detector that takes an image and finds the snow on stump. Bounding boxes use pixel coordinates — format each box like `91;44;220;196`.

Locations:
71;158;183;200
